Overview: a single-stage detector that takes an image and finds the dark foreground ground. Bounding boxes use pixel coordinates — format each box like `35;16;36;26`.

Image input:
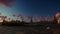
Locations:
0;26;52;34
0;22;60;34
0;25;60;34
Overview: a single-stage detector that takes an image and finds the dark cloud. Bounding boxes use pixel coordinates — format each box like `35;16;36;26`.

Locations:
0;0;15;7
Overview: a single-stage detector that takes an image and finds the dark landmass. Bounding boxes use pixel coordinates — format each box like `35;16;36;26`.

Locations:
0;20;59;34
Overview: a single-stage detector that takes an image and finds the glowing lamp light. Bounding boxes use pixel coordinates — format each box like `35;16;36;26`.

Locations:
0;17;3;22
5;18;13;22
57;18;60;24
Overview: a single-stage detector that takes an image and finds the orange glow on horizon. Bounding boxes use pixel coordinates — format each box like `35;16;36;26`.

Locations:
55;12;60;18
57;18;60;24
0;17;3;22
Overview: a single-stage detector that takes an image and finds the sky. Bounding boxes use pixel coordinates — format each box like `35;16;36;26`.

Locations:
0;0;60;20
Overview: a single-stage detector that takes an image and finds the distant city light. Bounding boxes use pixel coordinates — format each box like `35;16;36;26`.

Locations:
57;18;60;24
5;18;13;22
0;17;3;22
0;12;59;23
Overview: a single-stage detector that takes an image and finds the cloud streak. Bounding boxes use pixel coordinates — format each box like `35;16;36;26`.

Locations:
0;0;15;7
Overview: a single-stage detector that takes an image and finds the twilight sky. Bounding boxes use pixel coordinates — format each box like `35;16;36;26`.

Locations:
0;0;60;20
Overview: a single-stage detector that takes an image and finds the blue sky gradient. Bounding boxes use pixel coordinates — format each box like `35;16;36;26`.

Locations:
0;0;60;20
